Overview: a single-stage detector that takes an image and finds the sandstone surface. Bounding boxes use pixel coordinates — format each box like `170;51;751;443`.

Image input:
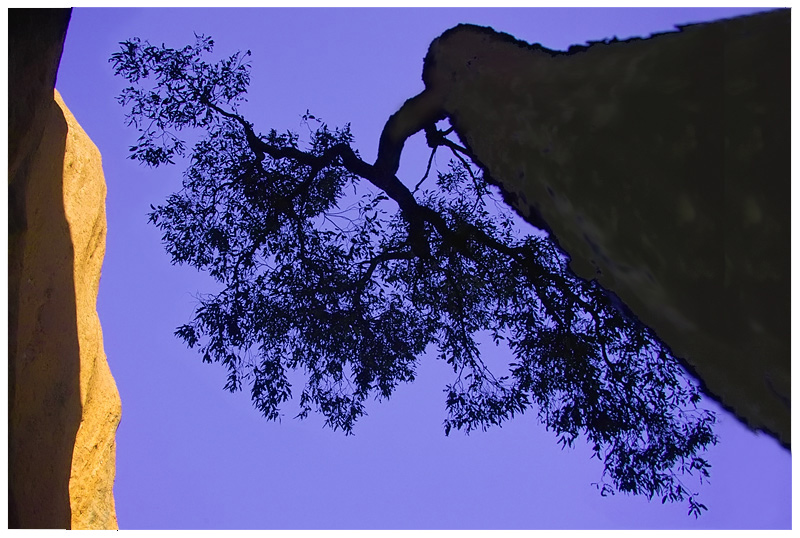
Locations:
9;8;121;529
57;89;122;530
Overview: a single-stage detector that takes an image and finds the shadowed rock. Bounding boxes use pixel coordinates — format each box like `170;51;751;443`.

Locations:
9;8;121;528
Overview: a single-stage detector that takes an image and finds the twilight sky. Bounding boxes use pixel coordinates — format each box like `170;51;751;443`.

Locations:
55;6;790;530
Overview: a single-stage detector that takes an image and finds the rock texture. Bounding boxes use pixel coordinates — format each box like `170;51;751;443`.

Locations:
57;89;122;530
9;8;121;529
384;9;789;446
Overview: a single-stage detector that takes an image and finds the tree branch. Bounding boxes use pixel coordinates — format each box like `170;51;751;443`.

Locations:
351;249;415;309
203;99;583;328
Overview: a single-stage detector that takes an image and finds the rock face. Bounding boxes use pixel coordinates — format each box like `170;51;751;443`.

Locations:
9;8;121;529
413;10;789;446
57;89;122;530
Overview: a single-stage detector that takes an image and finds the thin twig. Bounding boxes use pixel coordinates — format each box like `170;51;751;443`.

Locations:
413;146;437;193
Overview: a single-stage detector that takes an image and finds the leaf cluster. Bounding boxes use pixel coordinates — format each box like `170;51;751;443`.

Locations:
110;34;252;165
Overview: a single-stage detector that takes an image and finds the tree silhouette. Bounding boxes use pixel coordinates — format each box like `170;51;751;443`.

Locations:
111;34;716;516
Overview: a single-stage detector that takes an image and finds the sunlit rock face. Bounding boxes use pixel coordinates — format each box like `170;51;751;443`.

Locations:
9;8;121;529
422;10;789;446
57;89;122;530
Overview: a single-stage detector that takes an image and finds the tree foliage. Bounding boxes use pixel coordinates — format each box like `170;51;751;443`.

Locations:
110;34;717;516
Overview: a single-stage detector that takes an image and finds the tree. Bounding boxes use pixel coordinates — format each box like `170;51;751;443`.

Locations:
110;34;716;516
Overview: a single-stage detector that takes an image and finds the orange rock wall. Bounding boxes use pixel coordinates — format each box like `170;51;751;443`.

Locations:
9;9;121;529
58;89;122;530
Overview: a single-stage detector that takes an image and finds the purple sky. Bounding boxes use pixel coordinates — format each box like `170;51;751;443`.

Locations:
55;7;790;530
